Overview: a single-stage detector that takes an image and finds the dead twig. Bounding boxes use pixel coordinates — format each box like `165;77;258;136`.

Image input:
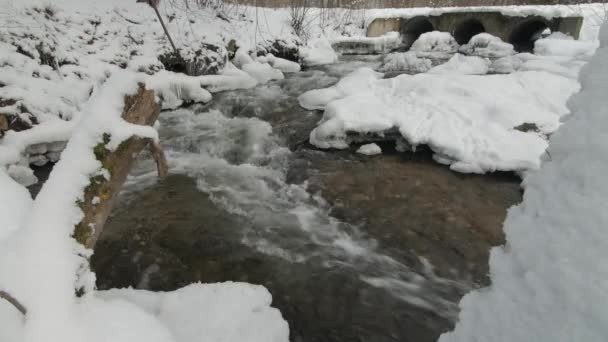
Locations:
0;290;27;316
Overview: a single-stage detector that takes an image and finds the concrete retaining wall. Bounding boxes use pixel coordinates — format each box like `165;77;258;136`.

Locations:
226;0;605;9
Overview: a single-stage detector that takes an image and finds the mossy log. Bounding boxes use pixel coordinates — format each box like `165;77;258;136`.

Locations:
74;84;167;249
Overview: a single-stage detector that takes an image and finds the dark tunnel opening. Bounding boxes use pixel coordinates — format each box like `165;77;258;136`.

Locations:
509;19;550;52
454;19;486;45
402;17;435;48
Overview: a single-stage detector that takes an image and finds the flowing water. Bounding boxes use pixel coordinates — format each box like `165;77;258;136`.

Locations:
93;56;522;341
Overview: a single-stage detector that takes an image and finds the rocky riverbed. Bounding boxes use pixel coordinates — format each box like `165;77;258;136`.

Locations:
90;56;522;342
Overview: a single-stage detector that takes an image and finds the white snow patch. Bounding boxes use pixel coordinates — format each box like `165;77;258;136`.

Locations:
300;37;339;66
411;31;459;59
428;54;490;75
357;143;382;156
303;67;579;173
439;21;608;342
380;52;432;73
459;33;515;58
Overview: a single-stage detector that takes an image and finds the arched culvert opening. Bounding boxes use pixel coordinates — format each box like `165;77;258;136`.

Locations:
509;19;550;52
454;19;486;45
402;17;435;48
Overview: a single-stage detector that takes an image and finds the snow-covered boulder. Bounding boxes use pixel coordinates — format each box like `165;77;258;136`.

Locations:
233;49;284;84
257;53;301;73
428;54;490;75
459;33;515;58
300;37;338;66
379;52;432;73
357;143;382;156
411;31;459;59
158;43;227;76
490;55;523;74
534;32;598;58
305;65;579;173
256;38;301;63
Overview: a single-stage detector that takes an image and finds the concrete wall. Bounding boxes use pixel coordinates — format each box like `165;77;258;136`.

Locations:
226;0;606;8
367;12;583;50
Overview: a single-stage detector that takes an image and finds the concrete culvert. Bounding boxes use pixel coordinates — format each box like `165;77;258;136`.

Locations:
402;17;435;48
454;19;486;45
509;19;550;52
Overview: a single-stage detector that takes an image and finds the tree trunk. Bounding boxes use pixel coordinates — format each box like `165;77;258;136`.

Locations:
73;84;166;249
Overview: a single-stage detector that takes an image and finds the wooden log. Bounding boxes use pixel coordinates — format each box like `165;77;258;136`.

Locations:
73;84;164;249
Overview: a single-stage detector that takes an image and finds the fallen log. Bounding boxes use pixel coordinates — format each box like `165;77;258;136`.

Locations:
73;84;168;249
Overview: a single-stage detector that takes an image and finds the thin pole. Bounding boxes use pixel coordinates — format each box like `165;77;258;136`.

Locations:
0;290;27;316
150;0;179;54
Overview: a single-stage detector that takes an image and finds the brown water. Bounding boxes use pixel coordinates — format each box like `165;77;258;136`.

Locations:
92;56;522;342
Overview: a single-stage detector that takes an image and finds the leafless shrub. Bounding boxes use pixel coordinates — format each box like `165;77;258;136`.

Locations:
290;0;315;41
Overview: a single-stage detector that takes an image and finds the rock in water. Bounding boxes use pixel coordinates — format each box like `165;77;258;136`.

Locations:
158;43;227;76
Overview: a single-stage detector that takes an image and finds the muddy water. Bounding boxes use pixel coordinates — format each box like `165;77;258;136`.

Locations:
92;56;522;342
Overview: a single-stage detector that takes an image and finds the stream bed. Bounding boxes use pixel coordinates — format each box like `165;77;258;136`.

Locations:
92;56;523;342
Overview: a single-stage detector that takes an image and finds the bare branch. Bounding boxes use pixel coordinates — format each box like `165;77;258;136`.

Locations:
149;139;169;179
0;290;27;316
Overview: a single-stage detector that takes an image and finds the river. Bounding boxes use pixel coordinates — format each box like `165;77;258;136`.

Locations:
91;55;522;342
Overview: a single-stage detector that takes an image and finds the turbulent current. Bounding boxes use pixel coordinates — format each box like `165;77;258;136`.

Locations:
94;56;522;342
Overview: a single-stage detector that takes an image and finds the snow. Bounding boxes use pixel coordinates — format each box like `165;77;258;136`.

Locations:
0;0;304;178
459;33;515;58
379;52;432;73
0;72;289;342
428;54;490;75
357;143;382;156
303;62;581;173
439;22;608;342
97;283;289;342
534;33;598;58
257;53;302;73
332;31;402;55
298;67;383;110
411;31;460;59
300;37;339;66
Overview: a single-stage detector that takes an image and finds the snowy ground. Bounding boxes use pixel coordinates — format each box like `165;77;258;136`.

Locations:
439;23;608;342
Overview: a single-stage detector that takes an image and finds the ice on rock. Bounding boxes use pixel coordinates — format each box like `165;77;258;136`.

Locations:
534;33;598;58
490;55;523;74
411;31;459;59
459;33;515;58
379;52;432;73
234;49;284;84
357;143;382;156
298;67;383;111
428;54;490;75
304;66;579;173
257;54;301;73
299;37;338;66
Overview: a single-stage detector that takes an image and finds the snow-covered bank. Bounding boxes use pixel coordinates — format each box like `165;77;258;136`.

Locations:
0;72;289;342
439;23;608;342
300;33;595;173
0;0;307;184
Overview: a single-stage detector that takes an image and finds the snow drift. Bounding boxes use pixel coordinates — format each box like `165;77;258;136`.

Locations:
440;22;608;342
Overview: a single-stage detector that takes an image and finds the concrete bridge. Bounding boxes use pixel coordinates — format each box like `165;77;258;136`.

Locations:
367;12;584;51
